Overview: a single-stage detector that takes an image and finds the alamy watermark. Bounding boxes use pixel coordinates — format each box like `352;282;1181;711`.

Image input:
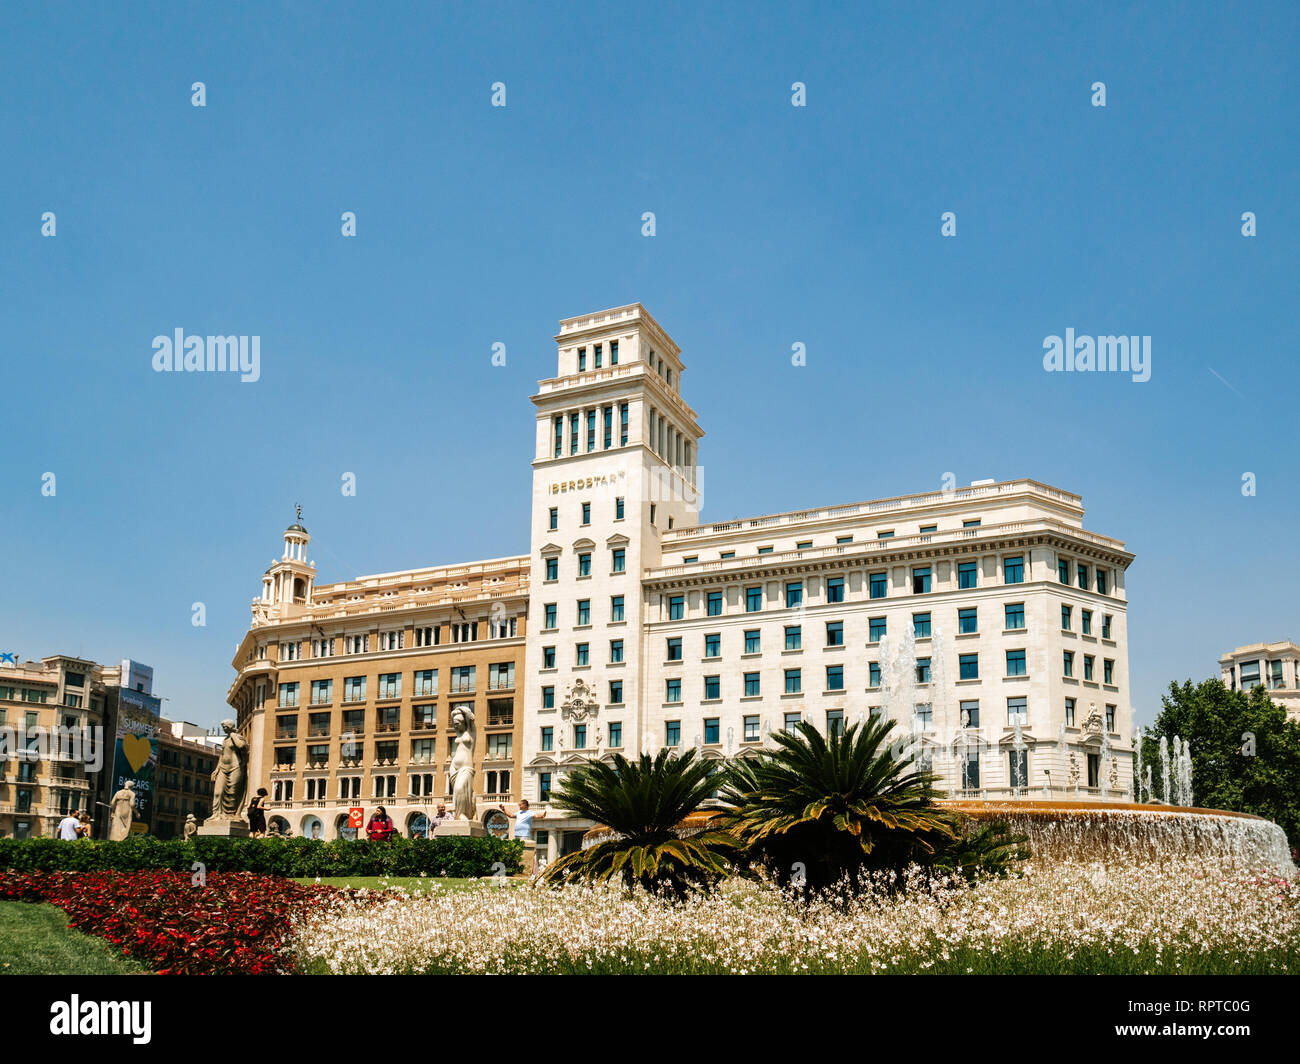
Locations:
1042;329;1150;383
151;328;260;382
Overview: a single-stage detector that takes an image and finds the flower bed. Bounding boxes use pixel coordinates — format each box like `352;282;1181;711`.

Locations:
0;869;390;975
292;859;1300;975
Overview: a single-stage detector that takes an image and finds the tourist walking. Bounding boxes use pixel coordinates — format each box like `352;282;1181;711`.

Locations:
247;787;268;837
366;806;396;841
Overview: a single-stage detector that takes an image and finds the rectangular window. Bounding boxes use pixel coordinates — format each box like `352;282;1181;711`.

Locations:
959;653;979;680
1065;697;1076;726
1008;749;1028;789
540;773;552;802
343;676;365;702
542;686;554;709
707;591;722;616
451;666;476;693
797;540;813;550
868;662;882;688
869;617;886;643
577;348;586;371
608;721;622;746
577;599;591;625
570;412;579;455
575;643;589;667
744;715;760;742
704;633;721;657
915;658;931;683
548;506;558;530
310;679;332;705
963;519;981;529
1003;556;1024;584
1105;704;1116;731
826;577;845;603
958;607;977;634
1061;604;1072;630
586;409;596;452
784;712;802;731
826;709;845;737
1005;603;1025;630
704;718;720;745
545;557;558;581
960;699;980;728
825;621;844;647
1081;609;1092;636
610;595;625;622
913;704;932;731
784;625;801;650
913;612;931;638
869;572;887;599
610;340;619;365
542;646;556;669
668;595;684;620
1007;696;1028;726
666;679;682;703
377;673;401;699
665;721;681;747
413;670;437;697
704;675;721;700
609;680;623;704
544;603;557;629
826;665;844;691
919;524;937;535
1096;570;1109;595
785;582;803;608
487;662;514;690
609;639;624;663
553;416;563;458
572;725;586;750
1083;655;1094;681
1102;614;1112;639
912;567;931;593
603;406;613;449
1006;650;1027;676
784;668;801;694
745;586;763;611
744;672;760;697
836;535;853;545
581;502;591;524
666;637;683;662
578;553;591;577
1063;651;1074;677
540;727;553;752
1058;559;1069;584
619;404;629;445
611;548;626;573
615;496;625;520
958;561;978;589
1077;563;1089;589
744;629;761;654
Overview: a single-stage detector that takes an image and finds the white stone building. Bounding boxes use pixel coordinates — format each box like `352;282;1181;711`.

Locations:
1219;641;1300;719
521;305;1138;861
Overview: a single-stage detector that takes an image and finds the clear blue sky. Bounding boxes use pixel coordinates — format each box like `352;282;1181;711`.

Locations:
1;2;1295;728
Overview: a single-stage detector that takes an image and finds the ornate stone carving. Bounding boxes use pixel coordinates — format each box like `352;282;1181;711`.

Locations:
1082;703;1105;737
1068;754;1080;786
561;678;599;723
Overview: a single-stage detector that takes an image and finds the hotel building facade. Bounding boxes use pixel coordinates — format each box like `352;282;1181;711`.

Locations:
1220;641;1300;719
232;304;1138;855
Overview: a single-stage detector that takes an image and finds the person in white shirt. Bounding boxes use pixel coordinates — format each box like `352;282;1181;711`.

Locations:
513;799;546;840
57;810;82;841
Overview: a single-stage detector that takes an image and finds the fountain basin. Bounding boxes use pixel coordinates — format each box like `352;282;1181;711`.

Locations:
942;800;1296;876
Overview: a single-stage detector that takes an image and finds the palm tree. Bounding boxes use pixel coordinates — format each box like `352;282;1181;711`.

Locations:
538;748;738;899
721;716;959;891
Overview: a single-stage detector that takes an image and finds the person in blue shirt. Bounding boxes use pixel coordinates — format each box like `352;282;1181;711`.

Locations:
513;799;546;840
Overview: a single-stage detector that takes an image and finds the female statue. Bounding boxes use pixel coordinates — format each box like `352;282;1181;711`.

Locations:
449;706;476;820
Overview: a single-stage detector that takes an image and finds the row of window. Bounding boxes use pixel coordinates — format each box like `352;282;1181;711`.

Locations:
547;496;626;531
552;403;631;457
274;619;518;664
543;548;626;580
270;769;513;803
276;664;514;708
0;687;51;704
274;732;515;767
275;699;514;739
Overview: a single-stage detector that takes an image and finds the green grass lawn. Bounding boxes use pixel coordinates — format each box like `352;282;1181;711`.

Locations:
295;875;525;894
0;901;149;975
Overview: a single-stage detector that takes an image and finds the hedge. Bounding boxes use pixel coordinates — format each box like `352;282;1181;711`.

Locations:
0;835;523;879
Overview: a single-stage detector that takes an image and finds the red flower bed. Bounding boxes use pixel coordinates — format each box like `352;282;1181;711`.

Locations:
0;869;381;975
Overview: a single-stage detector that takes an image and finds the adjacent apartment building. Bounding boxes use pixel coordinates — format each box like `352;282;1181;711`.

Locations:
1220;641;1300;719
230;304;1138;856
227;520;527;840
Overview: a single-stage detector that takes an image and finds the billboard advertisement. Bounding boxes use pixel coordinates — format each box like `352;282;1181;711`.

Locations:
111;688;161;835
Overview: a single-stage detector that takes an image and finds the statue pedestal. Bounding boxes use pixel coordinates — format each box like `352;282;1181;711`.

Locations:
197;818;250;838
432;819;486;838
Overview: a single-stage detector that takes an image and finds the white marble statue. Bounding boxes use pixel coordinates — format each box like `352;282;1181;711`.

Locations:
449;706;476;820
109;780;137;841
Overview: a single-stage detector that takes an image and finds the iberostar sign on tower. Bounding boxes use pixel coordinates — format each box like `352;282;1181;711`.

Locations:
229;305;1136;863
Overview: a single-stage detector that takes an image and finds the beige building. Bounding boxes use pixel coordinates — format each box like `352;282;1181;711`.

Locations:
0;655;110;838
520;305;1139;861
1220;641;1300;719
227;521;528;840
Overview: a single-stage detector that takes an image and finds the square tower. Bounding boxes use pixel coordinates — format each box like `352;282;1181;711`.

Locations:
520;305;703;848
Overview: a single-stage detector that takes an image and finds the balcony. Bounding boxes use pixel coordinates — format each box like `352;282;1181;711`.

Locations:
375;722;401;734
275;732;299;742
412;721;437;732
482;792;512;803
307;728;330;739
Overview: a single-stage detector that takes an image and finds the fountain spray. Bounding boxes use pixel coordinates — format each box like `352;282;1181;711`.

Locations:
1159;736;1170;805
1134;724;1145;803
